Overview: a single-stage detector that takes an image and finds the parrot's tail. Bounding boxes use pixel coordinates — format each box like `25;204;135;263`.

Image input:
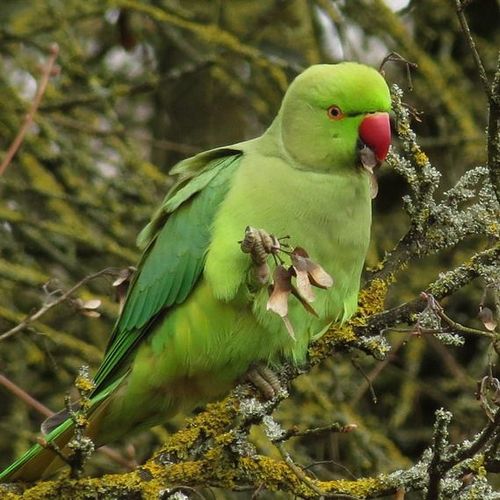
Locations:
0;378;123;483
0;418;76;482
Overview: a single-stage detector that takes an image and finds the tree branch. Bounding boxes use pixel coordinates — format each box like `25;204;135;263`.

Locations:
0;268;121;342
0;43;59;176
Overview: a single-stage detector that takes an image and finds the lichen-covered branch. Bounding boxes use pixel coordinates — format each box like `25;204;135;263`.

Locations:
364;244;500;336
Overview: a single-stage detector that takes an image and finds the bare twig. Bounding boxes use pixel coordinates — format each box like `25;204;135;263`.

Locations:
0;267;120;341
36;436;71;468
0;43;59;176
436;302;496;339
378;52;418;90
0;373;52;418
455;0;491;99
487;54;500;204
273;422;357;443
274;441;328;498
351;334;409;406
455;1;500;204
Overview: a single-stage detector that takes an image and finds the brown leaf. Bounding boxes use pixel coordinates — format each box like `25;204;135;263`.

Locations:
478;306;497;332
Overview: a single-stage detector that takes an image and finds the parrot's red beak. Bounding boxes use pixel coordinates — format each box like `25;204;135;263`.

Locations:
358;112;391;162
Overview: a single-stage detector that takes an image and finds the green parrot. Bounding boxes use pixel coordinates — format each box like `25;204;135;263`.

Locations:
1;62;391;481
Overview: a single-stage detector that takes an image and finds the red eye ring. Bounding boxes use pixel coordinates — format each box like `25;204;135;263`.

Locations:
327;105;344;120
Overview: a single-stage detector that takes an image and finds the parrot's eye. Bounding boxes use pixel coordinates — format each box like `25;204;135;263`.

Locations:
327;105;344;120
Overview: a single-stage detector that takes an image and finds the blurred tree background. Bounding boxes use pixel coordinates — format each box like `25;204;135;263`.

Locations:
0;0;499;498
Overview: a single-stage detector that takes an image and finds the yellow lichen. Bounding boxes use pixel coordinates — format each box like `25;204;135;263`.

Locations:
467;454;486;478
357;277;391;319
74;376;95;394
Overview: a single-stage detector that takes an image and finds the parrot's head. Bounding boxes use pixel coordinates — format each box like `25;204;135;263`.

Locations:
278;63;391;192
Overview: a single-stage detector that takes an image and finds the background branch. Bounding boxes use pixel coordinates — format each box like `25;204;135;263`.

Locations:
0;43;59;176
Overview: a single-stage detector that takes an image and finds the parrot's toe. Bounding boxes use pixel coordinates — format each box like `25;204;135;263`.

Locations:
240;226;284;288
245;365;282;400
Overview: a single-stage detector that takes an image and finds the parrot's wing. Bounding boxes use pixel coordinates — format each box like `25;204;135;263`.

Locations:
92;149;243;394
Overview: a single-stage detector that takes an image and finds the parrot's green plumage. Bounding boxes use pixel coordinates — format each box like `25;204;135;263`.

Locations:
1;62;391;481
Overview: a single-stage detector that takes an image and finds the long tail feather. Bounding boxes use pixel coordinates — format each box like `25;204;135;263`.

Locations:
0;419;74;482
0;377;124;482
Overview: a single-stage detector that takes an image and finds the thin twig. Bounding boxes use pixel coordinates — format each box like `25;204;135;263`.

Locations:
455;0;491;99
0;267;120;341
351;334;409;406
273;422;357;443
274;441;328;497
456;0;500;203
436;306;496;339
378;52;418;90
0;373;52;417
37;436;71;467
487;53;500;204
0;43;59;176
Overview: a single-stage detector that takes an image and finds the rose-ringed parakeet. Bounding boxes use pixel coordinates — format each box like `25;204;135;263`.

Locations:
1;62;391;481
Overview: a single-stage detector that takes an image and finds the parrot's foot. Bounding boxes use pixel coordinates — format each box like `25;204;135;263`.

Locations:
245;365;282;400
240;226;284;286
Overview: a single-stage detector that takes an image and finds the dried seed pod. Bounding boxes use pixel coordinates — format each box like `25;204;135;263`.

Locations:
291;247;333;289
267;265;292;318
290;253;315;302
266;266;296;340
81;299;101;310
478;306;497;332
113;266;136;312
307;261;334;289
290;285;318;317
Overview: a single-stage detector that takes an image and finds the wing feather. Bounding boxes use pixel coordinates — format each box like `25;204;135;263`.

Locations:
92;152;242;392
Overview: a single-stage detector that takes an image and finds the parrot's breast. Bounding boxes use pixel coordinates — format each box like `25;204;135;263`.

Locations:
205;147;372;361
